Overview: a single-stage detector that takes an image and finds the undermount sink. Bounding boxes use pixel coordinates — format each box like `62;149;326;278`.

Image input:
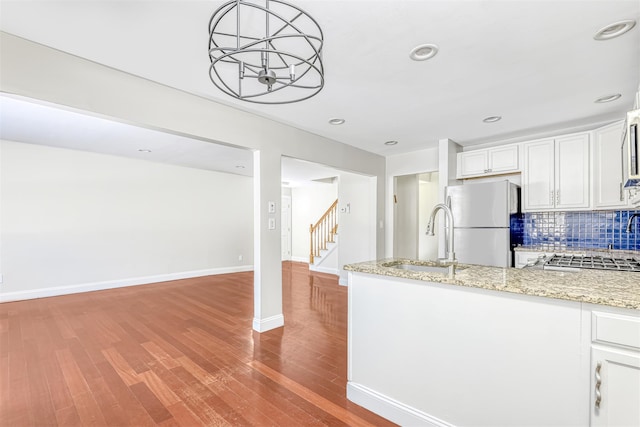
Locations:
389;263;466;274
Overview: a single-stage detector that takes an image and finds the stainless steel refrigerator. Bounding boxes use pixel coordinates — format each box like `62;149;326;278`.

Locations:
445;181;519;268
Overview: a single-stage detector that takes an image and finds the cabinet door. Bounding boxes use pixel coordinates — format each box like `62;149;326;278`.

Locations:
593;122;626;209
523;139;555;210
556;134;590;209
488;145;519;174
591;347;640;427
458;150;488;177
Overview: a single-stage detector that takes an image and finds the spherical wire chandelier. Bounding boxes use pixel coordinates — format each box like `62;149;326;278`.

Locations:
208;0;325;104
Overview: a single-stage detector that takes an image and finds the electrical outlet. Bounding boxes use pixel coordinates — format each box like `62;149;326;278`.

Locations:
268;201;276;213
238;255;243;262
268;218;276;230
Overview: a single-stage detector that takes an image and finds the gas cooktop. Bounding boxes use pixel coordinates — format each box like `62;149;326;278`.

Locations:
543;254;640;272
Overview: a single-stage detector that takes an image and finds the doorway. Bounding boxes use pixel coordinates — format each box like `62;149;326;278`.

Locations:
393;172;439;260
281;195;292;261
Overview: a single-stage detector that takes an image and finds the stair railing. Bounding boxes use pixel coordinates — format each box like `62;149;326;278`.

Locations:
309;199;339;264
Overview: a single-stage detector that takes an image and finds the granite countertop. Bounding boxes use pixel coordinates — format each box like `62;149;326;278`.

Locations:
344;258;640;310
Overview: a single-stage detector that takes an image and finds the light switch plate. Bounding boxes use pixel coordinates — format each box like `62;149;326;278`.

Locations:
268;218;276;230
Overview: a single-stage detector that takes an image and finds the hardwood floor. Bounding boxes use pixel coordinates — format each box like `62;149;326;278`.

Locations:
0;262;395;426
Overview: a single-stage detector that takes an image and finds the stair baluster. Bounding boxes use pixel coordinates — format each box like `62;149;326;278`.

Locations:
309;199;338;264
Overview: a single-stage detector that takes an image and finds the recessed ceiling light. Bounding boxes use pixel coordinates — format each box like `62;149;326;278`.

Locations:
328;118;345;125
235;165;245;169
384;140;398;146
483;116;502;123
594;93;622;103
409;44;439;61
137;149;152;153
594;20;636;40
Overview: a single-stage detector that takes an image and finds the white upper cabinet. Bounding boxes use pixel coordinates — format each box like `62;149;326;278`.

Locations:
556;134;590;209
523;139;555;210
458;150;487;177
522;133;590;211
458;122;631;211
457;145;519;178
593;121;627;209
489;145;520;174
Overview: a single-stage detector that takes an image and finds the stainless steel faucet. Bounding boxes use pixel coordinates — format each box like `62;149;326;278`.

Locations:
426;203;456;266
626;213;640;233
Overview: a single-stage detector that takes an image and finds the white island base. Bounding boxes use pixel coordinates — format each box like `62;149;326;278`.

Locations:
347;271;640;427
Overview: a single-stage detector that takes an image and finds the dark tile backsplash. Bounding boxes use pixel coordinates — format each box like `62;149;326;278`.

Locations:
511;210;640;251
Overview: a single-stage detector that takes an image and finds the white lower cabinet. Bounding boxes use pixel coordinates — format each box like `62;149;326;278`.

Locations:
590;347;640;427
589;310;640;426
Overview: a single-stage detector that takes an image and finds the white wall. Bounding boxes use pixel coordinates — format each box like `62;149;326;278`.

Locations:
393;174;418;259
418;172;439;260
385;147;439;257
338;172;377;285
1;33;385;330
291;182;338;262
0;140;2;286
0;140;253;301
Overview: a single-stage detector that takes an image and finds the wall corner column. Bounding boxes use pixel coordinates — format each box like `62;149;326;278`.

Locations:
252;150;284;332
437;138;461;259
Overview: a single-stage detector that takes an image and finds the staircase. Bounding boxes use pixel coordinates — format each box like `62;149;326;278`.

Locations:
309;236;338;273
309;199;338;274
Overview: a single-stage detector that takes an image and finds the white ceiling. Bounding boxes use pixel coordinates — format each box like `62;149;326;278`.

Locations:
0;94;344;184
1;0;639;159
0;95;255;177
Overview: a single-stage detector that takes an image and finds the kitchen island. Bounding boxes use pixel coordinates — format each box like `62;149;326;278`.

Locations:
344;259;640;426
